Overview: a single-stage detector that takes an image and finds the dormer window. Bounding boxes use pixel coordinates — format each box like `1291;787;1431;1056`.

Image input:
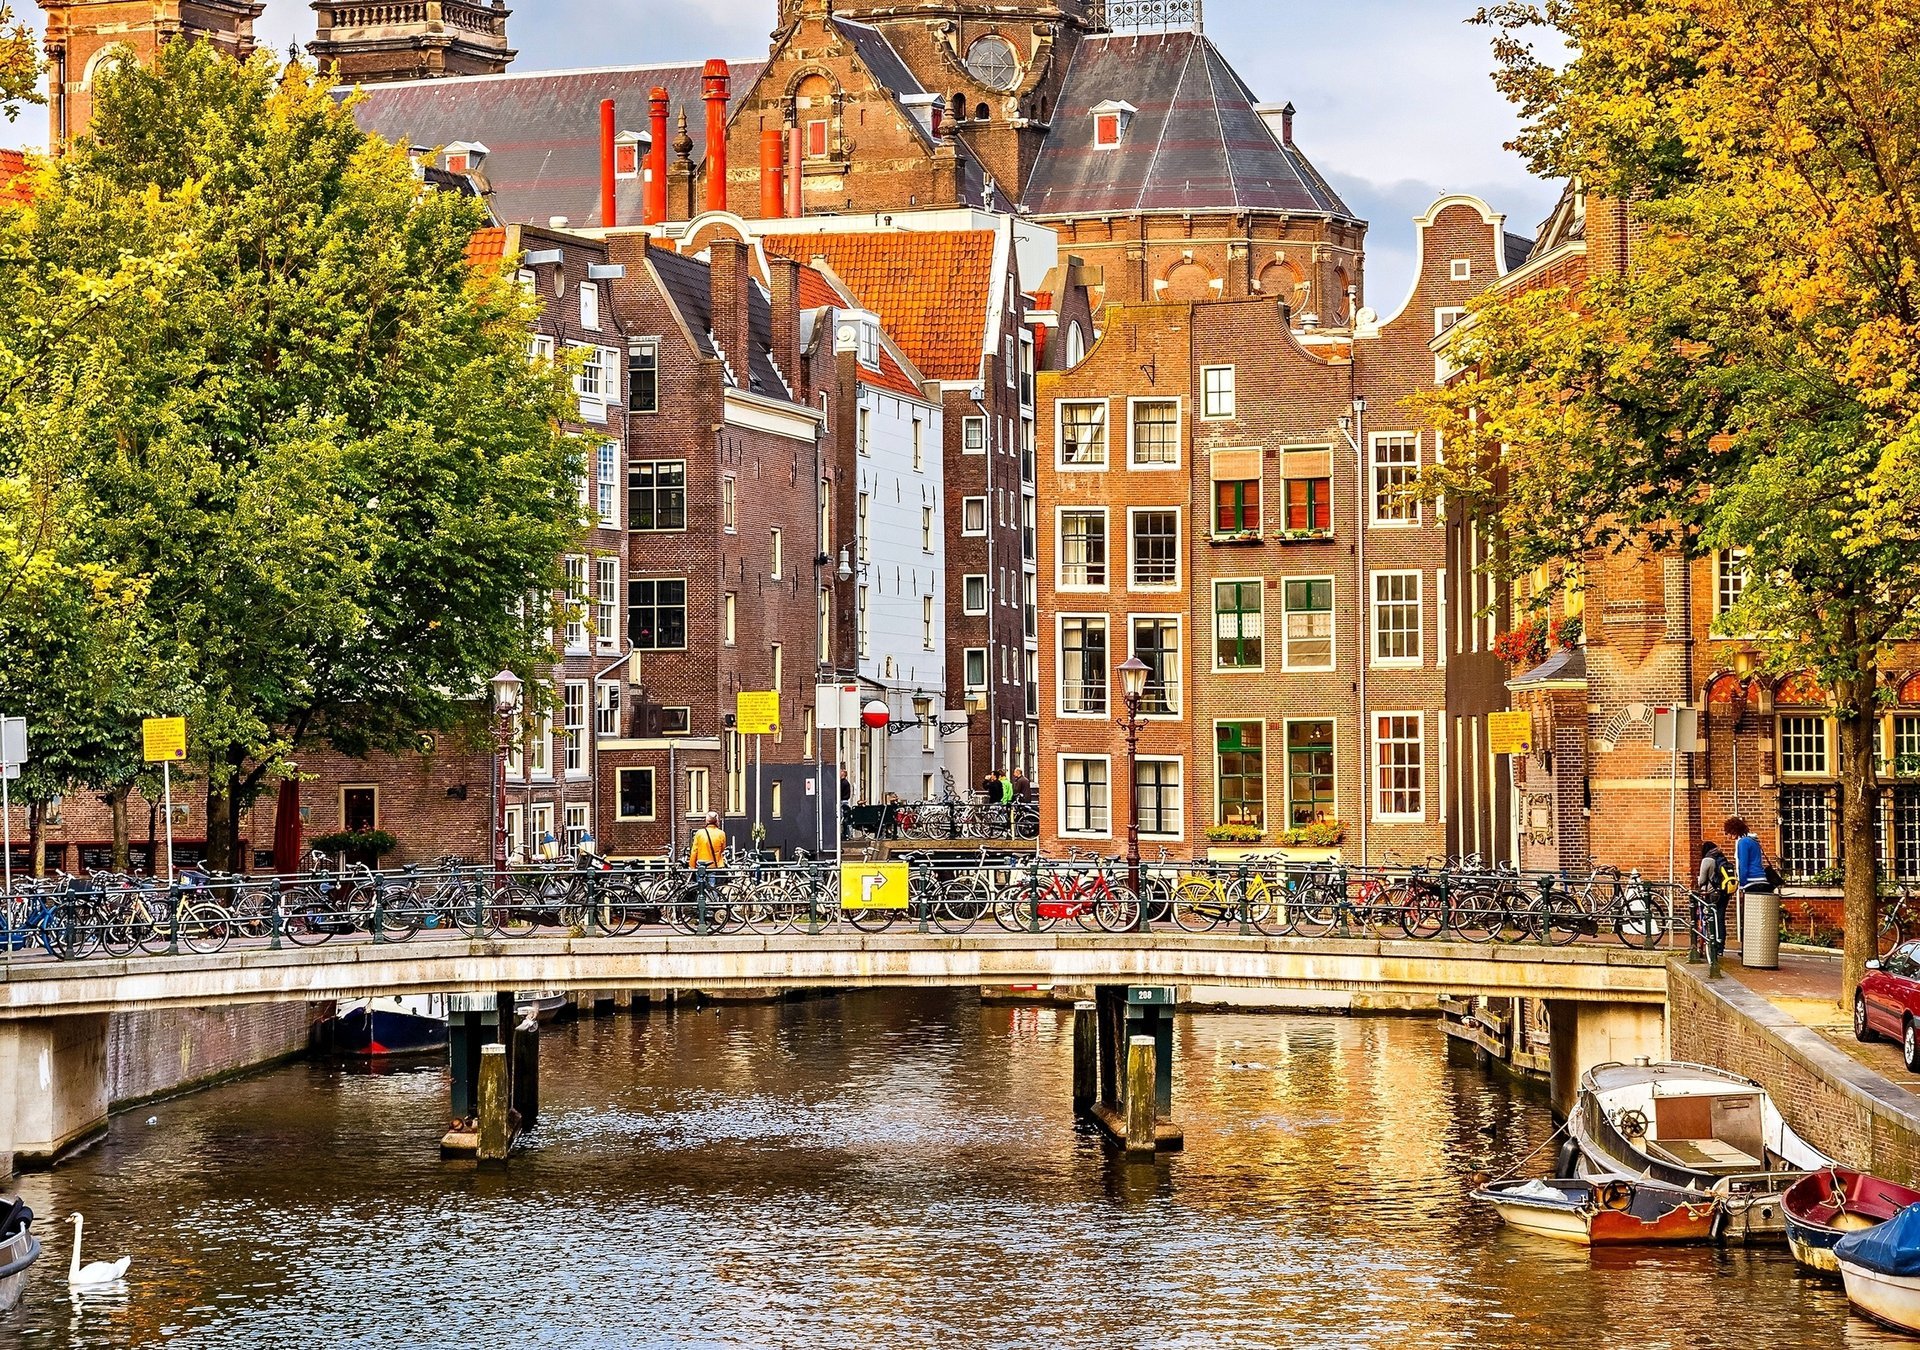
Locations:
614;132;646;179
1090;101;1137;148
442;141;490;175
835;310;881;370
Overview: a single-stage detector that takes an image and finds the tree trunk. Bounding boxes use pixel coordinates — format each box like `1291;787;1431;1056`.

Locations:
1835;659;1882;1005
109;787;130;873
205;777;231;872
26;801;42;878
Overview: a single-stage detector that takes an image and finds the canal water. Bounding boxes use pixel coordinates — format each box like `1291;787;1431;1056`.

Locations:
2;991;1875;1348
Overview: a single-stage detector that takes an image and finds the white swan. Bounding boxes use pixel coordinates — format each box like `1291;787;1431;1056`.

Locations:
66;1213;130;1287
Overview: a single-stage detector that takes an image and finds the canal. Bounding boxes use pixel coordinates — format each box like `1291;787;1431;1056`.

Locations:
4;990;1864;1348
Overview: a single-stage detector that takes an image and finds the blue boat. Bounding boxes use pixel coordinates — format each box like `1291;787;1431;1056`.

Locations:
332;996;450;1058
1836;1199;1920;1332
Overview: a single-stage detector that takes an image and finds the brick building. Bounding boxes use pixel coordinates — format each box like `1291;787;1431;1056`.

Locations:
1034;197;1523;864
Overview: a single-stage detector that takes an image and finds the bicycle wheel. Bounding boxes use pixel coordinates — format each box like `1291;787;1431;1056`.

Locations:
1287;886;1342;938
1170;879;1224;933
1094;882;1141;933
934;874;990;933
998;880;1056;933
1536;890;1583;946
181;903;233;954
1255;881;1300;936
1614;892;1665;950
491;884;541;937
1396;883;1447;940
377;884;424;940
1493;887;1531;944
1451;886;1498;943
594;879;647;937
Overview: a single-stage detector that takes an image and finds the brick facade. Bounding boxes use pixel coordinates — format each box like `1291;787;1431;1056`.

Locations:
36;0;264;149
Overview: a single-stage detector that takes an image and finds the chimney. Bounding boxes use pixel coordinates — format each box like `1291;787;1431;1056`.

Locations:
708;237;753;384
1280;101;1295;146
786;111;804;218
644;87;670;225
759;129;786;219
703;59;731;214
600;98;618;228
768;254;802;394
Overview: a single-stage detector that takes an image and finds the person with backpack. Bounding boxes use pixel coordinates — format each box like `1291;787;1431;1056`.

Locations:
1695;839;1733;966
688;812;728;901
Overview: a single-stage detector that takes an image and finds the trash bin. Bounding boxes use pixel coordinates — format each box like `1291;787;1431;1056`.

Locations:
1742;888;1781;969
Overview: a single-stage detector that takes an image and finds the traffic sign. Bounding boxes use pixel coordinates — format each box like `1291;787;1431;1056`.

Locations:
736;690;780;736
1651;706;1700;753
142;716;188;762
1;716;23;779
839;861;909;910
1487;710;1534;757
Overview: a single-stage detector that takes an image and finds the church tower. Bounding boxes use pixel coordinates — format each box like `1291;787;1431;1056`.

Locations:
308;0;515;86
38;0;266;149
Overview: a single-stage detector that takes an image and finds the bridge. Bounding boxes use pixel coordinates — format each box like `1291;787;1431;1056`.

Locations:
0;932;1674;1170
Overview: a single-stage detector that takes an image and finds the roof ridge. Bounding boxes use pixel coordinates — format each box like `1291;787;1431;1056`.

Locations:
338;58;754;92
1196;32;1238;213
1134;32;1203;216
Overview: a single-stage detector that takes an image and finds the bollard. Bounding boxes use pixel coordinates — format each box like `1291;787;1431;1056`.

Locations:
1124;1034;1157;1157
512;1016;540;1128
1072;1000;1097;1114
477;1043;511;1161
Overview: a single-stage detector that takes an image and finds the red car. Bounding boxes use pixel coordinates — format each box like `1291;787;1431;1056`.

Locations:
1856;943;1920;1070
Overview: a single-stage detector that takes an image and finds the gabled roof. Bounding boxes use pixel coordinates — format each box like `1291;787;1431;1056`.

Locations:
648;246;792;401
1025;31;1354;219
0;148;31;207
1527;181;1587;263
793;260;929;401
347;61;763;229
763;230;997;383
465;225;509;269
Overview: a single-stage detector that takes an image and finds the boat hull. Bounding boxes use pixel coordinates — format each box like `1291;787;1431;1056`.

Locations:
0;1228;40;1313
1474;1178;1720;1246
1842;1261;1920;1334
333;1000;449;1058
1780;1167;1920;1278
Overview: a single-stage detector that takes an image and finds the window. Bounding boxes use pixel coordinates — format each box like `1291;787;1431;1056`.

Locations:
922;595;935;649
595;557;619;648
1715;548;1749;619
1058;509;1107;588
805;118;829;159
1287;720;1336;828
573;342;604;419
1894;714;1920;780
1282;578;1335;671
720;475;736;532
580;281;600;331
1019;332;1035;408
1371;434;1420;525
964;647;988;690
1095;112;1122;147
1215;721;1265;828
817;587;830;656
966;34;1021;91
1780;786;1833;880
1450;258;1473;281
921;506;935;552
628;578;687;650
529;709;552;779
629;461;686;531
616;767;655;821
628;340;659;413
1131;616;1180;716
685;767;710;818
912;418;925;470
1058;401;1107;467
1373;713;1425;821
726;730;746;816
771;642;784;700
1129;509;1178;588
1779;715;1829;776
1214;580;1264;671
859;406;872;456
563;555;589;652
962;496;986;536
964;416;987;454
724;592;737;646
858;586;869;659
1137;758;1183;837
658;707;691;736
858;492;871;562
1129;399;1179;467
563;680;588;777
771;780;784;820
614;140;640;177
593;443;619;528
1286;476;1331;533
770;528;783;580
1201;366;1236;419
1059;616;1109;715
1061;757;1110;835
565;800;592;856
963;574;988;615
1214;478;1260;534
596;680;621;738
1371;571;1423;665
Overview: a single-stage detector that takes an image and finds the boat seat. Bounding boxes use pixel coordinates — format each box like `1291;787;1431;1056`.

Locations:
0;1200;30;1240
1646;1137;1761;1174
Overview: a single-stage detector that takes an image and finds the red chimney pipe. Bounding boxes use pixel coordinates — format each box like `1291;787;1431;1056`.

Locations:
645;87;669;225
759;129;785;219
600;98;618;229
787;121;803;217
703;59;731;214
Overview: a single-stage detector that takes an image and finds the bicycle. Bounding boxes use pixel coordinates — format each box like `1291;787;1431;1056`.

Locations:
1003;850;1140;933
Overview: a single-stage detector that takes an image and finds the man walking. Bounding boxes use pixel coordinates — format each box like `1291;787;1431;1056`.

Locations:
688;812;728;922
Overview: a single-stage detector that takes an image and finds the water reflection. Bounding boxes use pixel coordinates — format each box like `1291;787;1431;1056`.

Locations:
3;991;1858;1348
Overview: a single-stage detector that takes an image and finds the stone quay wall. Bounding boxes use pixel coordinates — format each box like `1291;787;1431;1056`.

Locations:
106;1001;326;1111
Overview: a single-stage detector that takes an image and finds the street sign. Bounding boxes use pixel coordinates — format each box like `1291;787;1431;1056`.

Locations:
0;716;25;769
1651;706;1700;753
839;861;908;910
143;716;188;762
1127;986;1175;1006
1487;710;1534;757
735;691;780;736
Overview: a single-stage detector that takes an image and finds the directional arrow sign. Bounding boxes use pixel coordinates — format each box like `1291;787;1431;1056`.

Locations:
840;861;909;910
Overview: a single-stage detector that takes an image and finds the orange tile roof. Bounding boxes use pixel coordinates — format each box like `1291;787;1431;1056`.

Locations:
766;230;996;382
0;149;32;207
465;225;508;270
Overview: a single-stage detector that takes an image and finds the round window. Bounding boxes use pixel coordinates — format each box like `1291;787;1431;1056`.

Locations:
965;35;1021;92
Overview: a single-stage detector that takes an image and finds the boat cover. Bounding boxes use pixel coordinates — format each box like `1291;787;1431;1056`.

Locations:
1835;1200;1920;1275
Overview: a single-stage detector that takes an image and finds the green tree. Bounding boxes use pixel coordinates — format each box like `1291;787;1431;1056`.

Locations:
0;4;37;120
2;42;584;866
1429;1;1920;999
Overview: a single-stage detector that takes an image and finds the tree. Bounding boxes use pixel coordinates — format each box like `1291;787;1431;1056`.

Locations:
1428;1;1920;999
0;43;585;866
0;4;36;120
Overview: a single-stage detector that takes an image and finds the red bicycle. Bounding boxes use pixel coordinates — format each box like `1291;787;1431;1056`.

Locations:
998;849;1140;933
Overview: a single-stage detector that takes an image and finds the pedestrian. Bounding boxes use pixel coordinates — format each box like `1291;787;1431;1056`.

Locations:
981;769;1001;800
839;769;853;837
1725;816;1779;895
1695;839;1733;965
688;811;727;900
1011;770;1032;803
999;772;1016;806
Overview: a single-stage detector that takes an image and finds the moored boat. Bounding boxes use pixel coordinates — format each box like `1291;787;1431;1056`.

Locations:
1472;1175;1720;1246
1568;1060;1832;1243
515;992;568;1024
1837;1200;1920;1332
332;995;450;1058
1784;1167;1920;1276
0;1199;41;1313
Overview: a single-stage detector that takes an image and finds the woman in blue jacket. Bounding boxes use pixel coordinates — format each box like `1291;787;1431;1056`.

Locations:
1725;816;1774;893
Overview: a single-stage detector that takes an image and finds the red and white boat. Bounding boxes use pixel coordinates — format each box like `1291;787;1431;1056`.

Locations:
1472;1175;1721;1246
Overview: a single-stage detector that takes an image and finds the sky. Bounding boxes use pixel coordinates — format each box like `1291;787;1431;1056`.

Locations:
5;0;1563;305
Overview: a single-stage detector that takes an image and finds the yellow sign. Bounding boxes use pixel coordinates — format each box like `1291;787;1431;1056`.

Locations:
142;716;188;763
735;690;781;735
1488;711;1535;757
840;862;909;910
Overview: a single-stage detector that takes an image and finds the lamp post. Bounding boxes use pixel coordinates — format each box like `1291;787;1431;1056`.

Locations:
1337;395;1369;869
1116;654;1150;931
489;670;523;887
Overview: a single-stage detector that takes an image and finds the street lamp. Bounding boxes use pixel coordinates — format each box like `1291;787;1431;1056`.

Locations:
1334;395;1369;869
1116;654;1151;930
489;669;523;885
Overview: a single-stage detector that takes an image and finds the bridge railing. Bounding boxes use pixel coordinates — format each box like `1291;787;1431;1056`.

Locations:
0;852;1709;965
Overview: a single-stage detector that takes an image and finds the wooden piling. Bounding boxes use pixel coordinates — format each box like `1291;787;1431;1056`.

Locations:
511;1016;540;1128
613;989;635;1011
1124;1035;1156;1157
477;1043;511;1161
1072;1001;1097;1114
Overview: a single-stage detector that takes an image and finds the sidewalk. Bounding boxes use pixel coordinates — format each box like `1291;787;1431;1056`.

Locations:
1721;947;1920;1097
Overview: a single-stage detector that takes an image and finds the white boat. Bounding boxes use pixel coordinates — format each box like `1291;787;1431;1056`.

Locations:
1567;1060;1832;1242
0;1199;40;1312
515;991;568;1023
1836;1201;1920;1332
1472;1175;1720;1245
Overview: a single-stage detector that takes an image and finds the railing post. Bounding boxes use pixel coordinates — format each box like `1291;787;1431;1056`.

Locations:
166;881;180;956
371;877;386;944
1027;851;1042;935
269;876;283;951
1236;861;1252;937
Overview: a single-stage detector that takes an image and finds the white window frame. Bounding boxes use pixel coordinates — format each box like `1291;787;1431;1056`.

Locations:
1369;433;1421;527
595;555;620;652
963;415;987;456
563;680;589;778
580;280;601;332
571;340;606;423
595;679;621;738
1056;399;1109;471
1370;569;1424;668
922;595;935;649
1450;258;1473;281
1127;506;1181;591
964;647;988;691
724;592;737;647
770;527;783;581
1055;506;1109;592
963;574;988;616
1281;575;1337;673
529;708;553;780
1372;711;1426;823
1200;366;1236;420
684;766;710;818
1057;753;1113;839
1778;714;1831;779
1135;754;1185;840
962;496;987;537
921;506;935;553
563;554;590;654
1715;548;1750;622
1126;395;1182;471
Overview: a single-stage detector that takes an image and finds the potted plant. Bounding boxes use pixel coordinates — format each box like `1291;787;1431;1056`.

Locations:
1279;820;1345;848
308;829;398;864
1205;823;1265;844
